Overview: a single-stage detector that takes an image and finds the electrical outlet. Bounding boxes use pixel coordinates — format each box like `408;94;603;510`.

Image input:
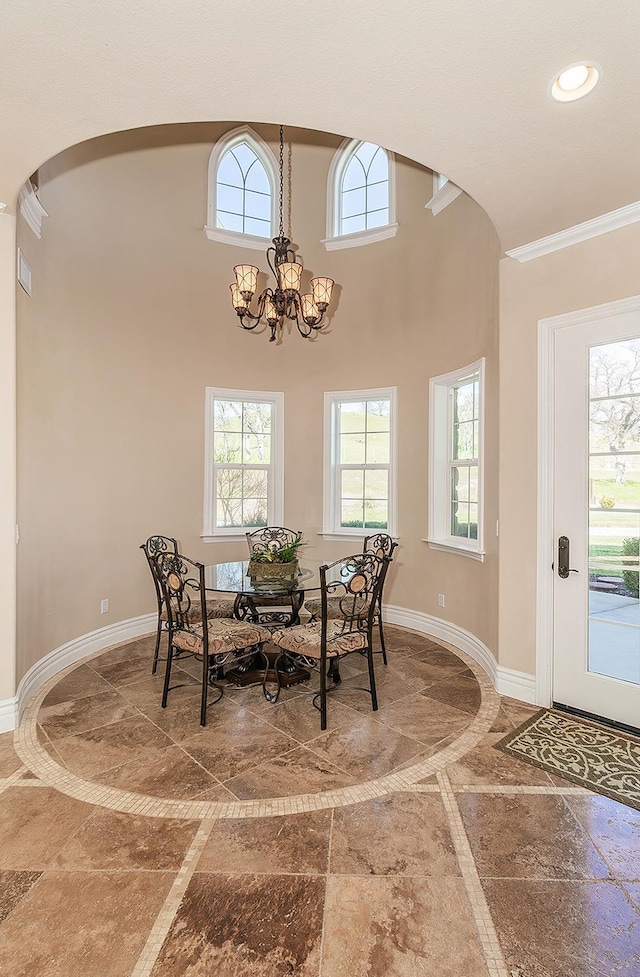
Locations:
437;593;445;608
100;598;109;614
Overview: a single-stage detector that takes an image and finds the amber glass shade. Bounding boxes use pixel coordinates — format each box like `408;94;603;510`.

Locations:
234;264;259;298
229;283;249;312
311;277;334;310
264;295;279;323
277;261;303;293
300;294;320;322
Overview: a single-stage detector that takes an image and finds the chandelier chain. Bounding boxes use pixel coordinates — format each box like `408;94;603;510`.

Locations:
278;125;284;239
229;123;335;342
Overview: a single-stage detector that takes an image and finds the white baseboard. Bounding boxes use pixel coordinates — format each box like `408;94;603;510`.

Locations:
495;665;537;704
0;613;156;733
0;606;538;734
384;604;498;685
384;604;537;704
0;695;19;734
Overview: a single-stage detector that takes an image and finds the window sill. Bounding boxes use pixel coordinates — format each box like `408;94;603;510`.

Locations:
204;225;272;252
319;531;397;543
424;538;485;562
201;533;248;544
323;223;398;251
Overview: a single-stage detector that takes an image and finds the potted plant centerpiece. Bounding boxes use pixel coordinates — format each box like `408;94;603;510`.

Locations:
247;532;306;585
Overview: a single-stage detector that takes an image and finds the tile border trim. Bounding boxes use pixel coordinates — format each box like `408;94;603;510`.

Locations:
13;629;501;821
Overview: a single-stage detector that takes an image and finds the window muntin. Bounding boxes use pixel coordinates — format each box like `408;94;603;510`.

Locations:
339;142;390;236
216;142;271;239
204;388;283;539
428;361;485;560
449;378;480;540
324;388;397;536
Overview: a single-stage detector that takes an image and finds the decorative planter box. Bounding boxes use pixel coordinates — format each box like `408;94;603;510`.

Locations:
247;559;298;584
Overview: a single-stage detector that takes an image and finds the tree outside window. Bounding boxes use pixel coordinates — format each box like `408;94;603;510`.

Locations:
204;388;283;539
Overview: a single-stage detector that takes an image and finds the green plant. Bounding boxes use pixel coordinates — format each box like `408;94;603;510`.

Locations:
622;536;639;597
250;532;306;564
341;520;388;529
599;496;616;509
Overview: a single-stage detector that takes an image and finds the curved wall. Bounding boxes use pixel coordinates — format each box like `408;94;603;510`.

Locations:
16;122;499;682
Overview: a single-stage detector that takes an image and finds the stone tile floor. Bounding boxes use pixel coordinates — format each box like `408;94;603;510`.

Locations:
0;624;638;975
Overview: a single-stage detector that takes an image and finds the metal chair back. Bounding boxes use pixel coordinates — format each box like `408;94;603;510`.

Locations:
140;535;179;674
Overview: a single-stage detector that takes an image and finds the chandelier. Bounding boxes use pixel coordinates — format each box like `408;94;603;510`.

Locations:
229;126;335;343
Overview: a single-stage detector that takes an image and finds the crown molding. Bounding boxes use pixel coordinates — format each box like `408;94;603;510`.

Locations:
506;199;640;263
18;180;48;239
424;180;462;216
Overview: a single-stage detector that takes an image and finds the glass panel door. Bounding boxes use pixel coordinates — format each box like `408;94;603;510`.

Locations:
588;339;640;686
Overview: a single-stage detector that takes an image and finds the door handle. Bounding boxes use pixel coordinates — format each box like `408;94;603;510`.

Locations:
557;536;579;578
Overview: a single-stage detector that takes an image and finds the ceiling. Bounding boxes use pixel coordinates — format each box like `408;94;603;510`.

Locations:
2;0;639;251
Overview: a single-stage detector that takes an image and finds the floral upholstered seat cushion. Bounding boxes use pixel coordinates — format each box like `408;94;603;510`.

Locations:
303;596;370;620
203;598;237;619
160;597;236;624
270;619;368;659
172;618;270;656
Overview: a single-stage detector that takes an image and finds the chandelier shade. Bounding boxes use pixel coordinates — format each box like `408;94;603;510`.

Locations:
228;126;336;343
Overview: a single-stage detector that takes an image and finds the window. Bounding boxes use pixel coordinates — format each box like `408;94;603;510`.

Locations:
324;139;397;250
428;360;485;560
205;126;277;250
340;142;389;235
323;387;397;537
203;387;283;541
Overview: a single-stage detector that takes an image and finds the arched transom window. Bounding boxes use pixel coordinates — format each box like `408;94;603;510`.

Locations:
206;127;277;248
216;142;271;238
339;142;389;236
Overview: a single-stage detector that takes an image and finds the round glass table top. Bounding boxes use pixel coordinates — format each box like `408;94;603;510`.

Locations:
204;559;326;596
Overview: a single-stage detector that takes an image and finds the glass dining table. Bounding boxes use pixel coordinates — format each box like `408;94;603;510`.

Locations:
203;559;327;688
204;558;328;626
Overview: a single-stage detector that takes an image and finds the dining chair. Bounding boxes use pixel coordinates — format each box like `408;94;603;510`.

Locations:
155;550;271;726
243;526;304;613
140;535;236;675
270;551;386;730
304;533;397;664
245;526;303;560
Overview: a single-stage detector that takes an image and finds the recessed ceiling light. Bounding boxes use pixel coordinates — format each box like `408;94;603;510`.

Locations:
550;62;601;102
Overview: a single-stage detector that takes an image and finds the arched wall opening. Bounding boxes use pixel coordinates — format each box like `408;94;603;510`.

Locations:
15;121;500;687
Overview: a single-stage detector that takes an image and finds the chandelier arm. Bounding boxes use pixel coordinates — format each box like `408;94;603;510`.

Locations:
237;291;271;330
286;292;325;337
266;246;278;281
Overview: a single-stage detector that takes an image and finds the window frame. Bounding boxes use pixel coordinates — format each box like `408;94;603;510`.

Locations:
202;386;284;542
323;386;398;540
204;125;278;251
427;359;485;561
324;138;398;251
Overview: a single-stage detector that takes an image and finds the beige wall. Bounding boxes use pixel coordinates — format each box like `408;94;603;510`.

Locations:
0;214;16;701
499;222;640;676
16;123;499;684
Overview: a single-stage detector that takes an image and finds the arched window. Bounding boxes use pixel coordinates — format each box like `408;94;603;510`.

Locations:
325;139;397;250
205;126;277;250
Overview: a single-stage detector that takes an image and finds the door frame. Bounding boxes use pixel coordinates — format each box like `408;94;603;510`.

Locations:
536;292;640;708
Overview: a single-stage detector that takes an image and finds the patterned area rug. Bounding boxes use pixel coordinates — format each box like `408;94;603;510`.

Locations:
495;709;640;811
